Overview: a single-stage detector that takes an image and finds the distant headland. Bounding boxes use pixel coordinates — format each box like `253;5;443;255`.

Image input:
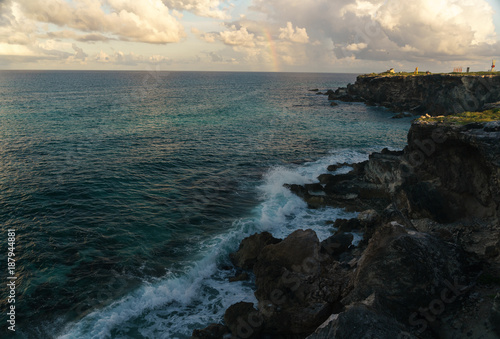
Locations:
326;71;500;117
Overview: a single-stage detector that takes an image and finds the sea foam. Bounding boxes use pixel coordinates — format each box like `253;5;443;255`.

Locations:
59;149;369;338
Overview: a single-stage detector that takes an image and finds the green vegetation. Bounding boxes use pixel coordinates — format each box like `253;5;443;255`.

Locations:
360;71;499;78
418;108;500;125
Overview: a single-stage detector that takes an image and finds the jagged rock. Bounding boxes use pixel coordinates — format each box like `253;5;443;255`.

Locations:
283;183;307;198
229;272;249;282
252;229;349;336
319;173;356;187
343;223;471;326
403;121;500;222
491;293;500;335
333;218;363;233
305;183;324;193
327;163;349;172
482;101;500;110
261;302;333;336
321;233;353;256
191;323;229;339
309;88;319;92
255;229;320;277
484;121;500;132
224;302;262;339
330;101;338;106
357;209;380;223
306;304;416;339
350;161;368;175
364;150;405;192
230;232;281;270
411;218;500;273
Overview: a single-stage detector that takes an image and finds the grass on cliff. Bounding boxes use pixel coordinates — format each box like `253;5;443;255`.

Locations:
361;71;500;77
418;108;500;125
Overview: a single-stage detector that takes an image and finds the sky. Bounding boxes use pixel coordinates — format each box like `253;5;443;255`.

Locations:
0;0;499;73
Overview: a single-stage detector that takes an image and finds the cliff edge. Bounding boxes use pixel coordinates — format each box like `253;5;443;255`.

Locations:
191;109;500;338
329;73;500;116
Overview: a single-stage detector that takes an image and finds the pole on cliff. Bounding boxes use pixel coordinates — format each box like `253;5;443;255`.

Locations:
491;60;496;72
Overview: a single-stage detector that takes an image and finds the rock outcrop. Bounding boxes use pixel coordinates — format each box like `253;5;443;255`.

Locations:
328;74;500;116
192;116;500;339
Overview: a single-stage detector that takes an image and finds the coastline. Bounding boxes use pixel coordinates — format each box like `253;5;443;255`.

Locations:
328;73;500;116
192;76;500;339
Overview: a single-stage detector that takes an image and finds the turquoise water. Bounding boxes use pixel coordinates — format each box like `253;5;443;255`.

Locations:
0;71;412;338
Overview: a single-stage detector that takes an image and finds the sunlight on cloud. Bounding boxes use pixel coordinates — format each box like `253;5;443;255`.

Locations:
0;43;35;56
220;26;256;47
251;0;499;65
162;0;230;19
278;22;309;43
16;0;186;44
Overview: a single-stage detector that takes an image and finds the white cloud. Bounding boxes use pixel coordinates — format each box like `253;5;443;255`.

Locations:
162;0;229;19
15;0;186;44
251;0;499;64
0;42;34;56
346;42;367;51
278;22;309;43
93;50;171;65
219;25;256;47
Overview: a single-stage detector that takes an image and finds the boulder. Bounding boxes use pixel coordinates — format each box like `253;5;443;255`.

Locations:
318;173;356;186
283;183;307;198
321;233;353;256
306;304;416;339
224;302;262;339
357;209;380;223
343;223;470;325
333;218;363;233
255;229;320;274
326;162;350;172
230;232;281;270
229;272;249;282
252;229;349;336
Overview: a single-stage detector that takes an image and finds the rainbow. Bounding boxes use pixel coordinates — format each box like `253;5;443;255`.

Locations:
263;28;280;72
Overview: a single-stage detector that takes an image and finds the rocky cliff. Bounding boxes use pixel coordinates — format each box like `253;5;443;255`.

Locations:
192;114;500;339
328;74;500;116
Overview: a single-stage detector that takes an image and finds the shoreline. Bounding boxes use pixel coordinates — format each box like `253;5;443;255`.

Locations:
327;72;500;116
192;79;500;338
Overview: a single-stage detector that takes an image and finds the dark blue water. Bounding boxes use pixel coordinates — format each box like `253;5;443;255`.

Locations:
0;71;412;338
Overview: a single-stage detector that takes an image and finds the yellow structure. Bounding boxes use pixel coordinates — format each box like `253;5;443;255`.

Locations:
414;67;418;75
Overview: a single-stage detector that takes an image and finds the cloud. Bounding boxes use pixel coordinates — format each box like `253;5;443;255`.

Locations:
72;44;88;60
162;0;230;19
278;22;309;43
93;50;171;66
15;0;185;44
250;0;499;63
191;20;322;69
220;25;256;47
346;42;368;51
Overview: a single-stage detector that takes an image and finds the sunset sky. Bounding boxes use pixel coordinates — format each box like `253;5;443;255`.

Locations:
0;0;499;73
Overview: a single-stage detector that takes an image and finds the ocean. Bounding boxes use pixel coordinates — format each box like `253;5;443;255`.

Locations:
0;71;412;338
